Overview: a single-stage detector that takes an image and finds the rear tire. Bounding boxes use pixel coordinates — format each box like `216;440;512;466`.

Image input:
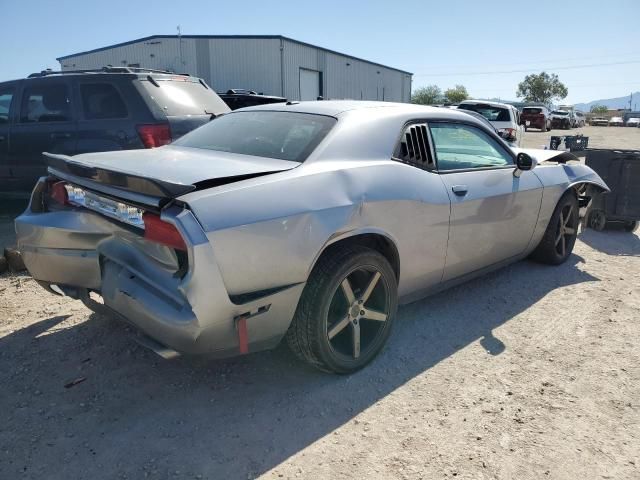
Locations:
589;210;607;231
286;245;398;374
530;192;579;265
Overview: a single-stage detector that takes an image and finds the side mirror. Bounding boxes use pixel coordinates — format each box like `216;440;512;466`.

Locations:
514;152;537;177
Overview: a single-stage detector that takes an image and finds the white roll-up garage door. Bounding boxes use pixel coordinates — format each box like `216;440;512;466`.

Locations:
299;68;320;101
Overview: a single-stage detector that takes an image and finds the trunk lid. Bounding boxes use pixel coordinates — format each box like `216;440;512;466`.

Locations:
44;146;299;203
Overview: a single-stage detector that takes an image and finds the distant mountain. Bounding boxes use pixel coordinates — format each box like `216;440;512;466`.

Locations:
574;92;639;112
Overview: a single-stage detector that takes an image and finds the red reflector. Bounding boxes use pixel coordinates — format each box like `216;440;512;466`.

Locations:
50;181;69;205
236;316;249;354
136;124;172;148
143;212;186;251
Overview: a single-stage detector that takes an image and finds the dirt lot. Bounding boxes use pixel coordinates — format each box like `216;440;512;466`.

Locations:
1;127;639;480
521;124;640;150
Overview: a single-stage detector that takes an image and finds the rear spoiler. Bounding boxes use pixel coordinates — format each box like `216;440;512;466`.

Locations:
44;153;196;205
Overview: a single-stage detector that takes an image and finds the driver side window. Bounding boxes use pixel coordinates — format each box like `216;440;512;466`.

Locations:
430;123;513;171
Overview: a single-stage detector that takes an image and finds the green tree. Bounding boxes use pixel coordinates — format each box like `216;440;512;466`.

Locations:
590;104;608;114
516;72;568;104
444;85;469;104
411;85;442;105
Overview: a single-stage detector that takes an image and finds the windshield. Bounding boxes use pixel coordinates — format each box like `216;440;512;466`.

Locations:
458;104;511;122
173;111;336;162
552;111;569;116
140;78;230;116
522;108;543;114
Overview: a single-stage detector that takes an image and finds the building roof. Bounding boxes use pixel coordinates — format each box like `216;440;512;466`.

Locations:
57;35;413;75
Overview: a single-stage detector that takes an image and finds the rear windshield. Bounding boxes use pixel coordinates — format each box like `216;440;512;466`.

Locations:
552;110;569;116
140;78;230;116
522;108;543;114
173;111;336;162
458;104;511;122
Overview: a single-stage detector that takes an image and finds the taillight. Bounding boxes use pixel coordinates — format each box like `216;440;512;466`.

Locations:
142;212;186;251
49;180;69;205
498;128;517;141
136;124;171;148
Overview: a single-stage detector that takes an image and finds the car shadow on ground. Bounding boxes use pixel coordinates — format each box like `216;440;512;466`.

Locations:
0;254;598;479
579;228;640;256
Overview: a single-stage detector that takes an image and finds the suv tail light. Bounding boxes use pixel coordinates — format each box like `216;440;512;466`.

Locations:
137;124;172;148
143;212;186;251
48;180;70;206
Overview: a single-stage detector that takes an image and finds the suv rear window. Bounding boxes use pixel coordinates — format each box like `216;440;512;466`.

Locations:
140;78;229;116
80;83;128;119
552;111;569;116
458;104;511;122
522;108;543;114
173;111;336;162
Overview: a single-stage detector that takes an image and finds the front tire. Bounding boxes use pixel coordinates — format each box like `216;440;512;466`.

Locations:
530;192;579;265
624;221;638;233
286;245;397;374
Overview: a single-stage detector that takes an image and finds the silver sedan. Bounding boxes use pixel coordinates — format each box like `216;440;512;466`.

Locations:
16;101;608;373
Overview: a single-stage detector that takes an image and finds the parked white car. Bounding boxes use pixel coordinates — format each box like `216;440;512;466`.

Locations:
609;117;624;127
626;117;640;127
458;100;524;147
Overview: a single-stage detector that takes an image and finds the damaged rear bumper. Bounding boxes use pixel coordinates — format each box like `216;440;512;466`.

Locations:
15;193;303;358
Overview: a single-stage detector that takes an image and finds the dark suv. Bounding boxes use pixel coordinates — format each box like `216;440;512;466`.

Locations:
0;67;230;193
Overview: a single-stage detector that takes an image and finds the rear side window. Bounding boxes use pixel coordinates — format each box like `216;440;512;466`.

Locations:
80;83;128;119
0;88;13;123
140;78;230;116
20;83;71;123
394;123;434;170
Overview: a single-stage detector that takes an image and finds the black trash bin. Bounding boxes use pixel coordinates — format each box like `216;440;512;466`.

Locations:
564;135;589;152
585;149;640;232
550;136;563;150
549;135;589;152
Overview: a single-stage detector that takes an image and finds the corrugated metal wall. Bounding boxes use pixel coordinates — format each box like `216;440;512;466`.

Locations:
59;38;198;75
59;37;411;102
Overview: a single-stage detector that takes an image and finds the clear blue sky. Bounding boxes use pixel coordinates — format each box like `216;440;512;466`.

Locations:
2;0;638;104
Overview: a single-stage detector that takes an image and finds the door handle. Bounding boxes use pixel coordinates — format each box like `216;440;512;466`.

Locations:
50;132;72;139
451;185;468;196
0;135;5;142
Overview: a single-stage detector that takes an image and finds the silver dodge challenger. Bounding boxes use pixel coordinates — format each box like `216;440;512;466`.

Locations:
15;101;609;373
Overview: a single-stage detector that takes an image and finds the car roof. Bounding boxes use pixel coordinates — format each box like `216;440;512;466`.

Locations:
235;100;479;120
459;100;513;109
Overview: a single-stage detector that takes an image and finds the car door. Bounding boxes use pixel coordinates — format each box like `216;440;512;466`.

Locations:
0;83;16;188
74;79;136;154
429;121;543;282
8;78;77;191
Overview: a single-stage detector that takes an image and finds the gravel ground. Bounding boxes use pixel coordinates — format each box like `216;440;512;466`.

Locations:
0;126;639;480
521;124;640;150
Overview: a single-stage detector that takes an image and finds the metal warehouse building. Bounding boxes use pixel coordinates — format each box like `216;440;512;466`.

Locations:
57;35;412;102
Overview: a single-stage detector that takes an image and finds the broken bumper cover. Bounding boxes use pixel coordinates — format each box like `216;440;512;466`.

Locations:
15;199;303;357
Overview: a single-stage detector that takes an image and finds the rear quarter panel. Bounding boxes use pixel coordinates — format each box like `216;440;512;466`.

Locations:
181;160;452;300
